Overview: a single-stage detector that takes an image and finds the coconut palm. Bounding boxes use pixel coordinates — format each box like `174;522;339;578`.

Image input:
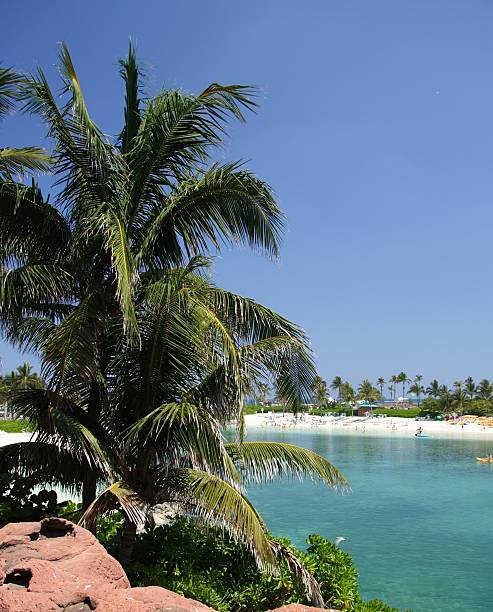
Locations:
426;379;440;399
0;45;346;604
439;385;452;412
0;43;286;507
377;377;385;398
311;376;328;408
411;374;424;406
339;381;355;411
396;372;410;400
464;377;476;400
255;382;270;406
408;382;425;406
1;265;346;606
330;376;343;400
387;383;394;400
357;379;380;403
452;388;467;416
476;379;493;400
389;375;398;400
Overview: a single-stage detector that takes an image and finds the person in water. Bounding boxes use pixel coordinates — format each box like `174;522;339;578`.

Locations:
415;427;423;437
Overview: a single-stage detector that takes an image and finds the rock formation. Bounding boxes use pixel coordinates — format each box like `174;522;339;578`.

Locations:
0;517;214;611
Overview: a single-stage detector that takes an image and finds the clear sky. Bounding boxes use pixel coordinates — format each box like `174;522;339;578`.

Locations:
2;0;493;387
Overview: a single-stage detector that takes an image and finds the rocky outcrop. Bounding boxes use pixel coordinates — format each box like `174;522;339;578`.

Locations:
0;517;214;611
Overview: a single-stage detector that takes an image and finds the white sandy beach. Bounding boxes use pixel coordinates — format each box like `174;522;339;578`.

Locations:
244;412;493;438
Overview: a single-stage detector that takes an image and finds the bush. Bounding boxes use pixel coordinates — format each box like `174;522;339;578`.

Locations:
465;399;493;416
0;419;30;433
119;517;404;611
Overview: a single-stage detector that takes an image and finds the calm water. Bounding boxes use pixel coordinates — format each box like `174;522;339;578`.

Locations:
244;428;493;612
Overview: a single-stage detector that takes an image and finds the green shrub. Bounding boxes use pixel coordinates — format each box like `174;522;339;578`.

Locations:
0;419;30;433
465;399;493;416
120;517;404;611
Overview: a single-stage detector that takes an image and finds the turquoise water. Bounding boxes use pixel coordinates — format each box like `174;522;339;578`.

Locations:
245;428;493;612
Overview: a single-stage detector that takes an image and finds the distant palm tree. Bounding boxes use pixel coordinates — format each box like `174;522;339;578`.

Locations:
387;383;394;400
311;376;328;408
439;385;452;412
452;388;467;415
464;377;476;400
340;381;355;412
426;379;440;399
476;379;493;400
390;375;398;400
453;380;463;392
408;382;425;406
331;376;343;400
397;372;410;400
377;377;385;398
256;382;270;406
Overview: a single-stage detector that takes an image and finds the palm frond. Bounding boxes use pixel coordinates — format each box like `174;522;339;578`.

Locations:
269;539;324;607
0;441;103;491
125;402;239;482
0;66;23;119
226;441;348;490
178;468;275;570
136;163;283;267
0;147;51;178
118;41;142;154
81;481;147;531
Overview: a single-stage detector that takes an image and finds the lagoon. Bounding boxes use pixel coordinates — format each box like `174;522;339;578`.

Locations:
245;427;493;612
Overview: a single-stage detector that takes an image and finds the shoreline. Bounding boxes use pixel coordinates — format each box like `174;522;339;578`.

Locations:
244;412;493;439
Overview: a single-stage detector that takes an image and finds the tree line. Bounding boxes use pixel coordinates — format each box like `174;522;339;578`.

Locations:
310;374;493;415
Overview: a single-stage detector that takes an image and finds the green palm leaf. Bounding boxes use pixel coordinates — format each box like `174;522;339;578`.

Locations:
81;481;147;531
226;441;348;490
178;468;275;570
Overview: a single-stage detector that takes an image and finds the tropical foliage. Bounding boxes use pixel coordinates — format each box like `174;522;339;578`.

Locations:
0;43;348;605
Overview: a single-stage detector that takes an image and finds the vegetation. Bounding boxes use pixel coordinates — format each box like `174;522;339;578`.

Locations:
0;419;29;433
0;44;351;607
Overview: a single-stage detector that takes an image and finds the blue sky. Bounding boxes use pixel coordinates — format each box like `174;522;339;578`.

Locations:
2;0;493;387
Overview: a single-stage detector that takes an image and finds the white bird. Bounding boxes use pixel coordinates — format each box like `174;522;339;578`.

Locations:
334;536;346;547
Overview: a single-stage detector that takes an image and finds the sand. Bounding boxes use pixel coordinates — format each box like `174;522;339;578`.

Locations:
244;412;493;438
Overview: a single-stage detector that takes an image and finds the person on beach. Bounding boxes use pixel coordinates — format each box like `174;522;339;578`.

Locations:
415;427;423;437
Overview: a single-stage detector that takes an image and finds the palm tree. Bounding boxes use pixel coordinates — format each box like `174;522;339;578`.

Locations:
452;388;467;416
387;383;394;400
476;379;493;400
397;372;410;401
311;376;328;408
330;376;343;400
0;45;346;602
412;374;424;406
464;377;476;400
255;382;270;406
339;381;355;414
0;43;285;508
1;265;346;606
439;385;452;412
357;379;380;403
390;375;398;400
377;377;385;398
408;382;425;407
426;379;440;399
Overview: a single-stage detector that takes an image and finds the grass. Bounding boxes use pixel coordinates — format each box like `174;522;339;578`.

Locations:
0;419;30;433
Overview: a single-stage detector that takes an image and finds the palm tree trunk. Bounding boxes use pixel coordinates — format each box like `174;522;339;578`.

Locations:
118;517;137;568
82;476;97;513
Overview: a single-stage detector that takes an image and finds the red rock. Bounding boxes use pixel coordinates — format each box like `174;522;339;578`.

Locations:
0;517;214;611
